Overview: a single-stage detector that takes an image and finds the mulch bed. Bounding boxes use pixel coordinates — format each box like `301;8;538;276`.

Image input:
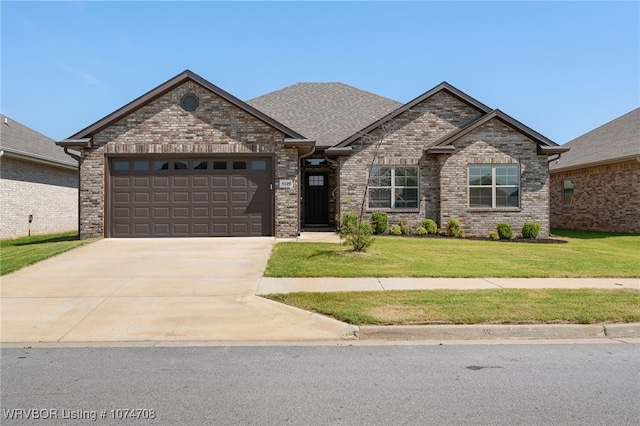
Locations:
386;233;568;244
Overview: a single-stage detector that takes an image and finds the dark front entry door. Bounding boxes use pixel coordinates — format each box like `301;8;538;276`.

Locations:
304;173;329;226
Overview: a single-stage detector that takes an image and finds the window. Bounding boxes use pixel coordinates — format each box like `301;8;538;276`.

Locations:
308;175;324;186
113;161;129;171
213;161;227;170
563;179;574;205
251;160;267;170
469;165;519;208
233;161;247;170
134;161;149;171
174;160;188;170
193;160;208;170
154;161;169;170
368;166;418;209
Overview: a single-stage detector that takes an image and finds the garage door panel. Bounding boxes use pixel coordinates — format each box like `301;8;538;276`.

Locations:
114;208;131;218
173;207;190;218
134;192;150;203
173;177;189;187
193;192;209;202
110;157;272;237
173;192;189;203
154;207;170;218
193;207;209;217
134;177;150;187
154;192;170;202
113;192;130;203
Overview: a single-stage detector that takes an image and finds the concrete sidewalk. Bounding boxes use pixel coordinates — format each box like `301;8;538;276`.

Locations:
257;277;639;294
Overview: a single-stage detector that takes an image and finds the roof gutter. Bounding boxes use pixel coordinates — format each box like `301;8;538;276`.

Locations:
284;138;316;156
56;138;92;163
0;147;77;170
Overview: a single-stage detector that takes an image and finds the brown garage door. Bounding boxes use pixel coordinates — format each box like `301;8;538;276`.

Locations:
109;157;272;237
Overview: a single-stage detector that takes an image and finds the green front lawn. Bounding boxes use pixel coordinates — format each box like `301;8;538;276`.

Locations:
265;230;640;278
0;232;88;276
265;289;640;325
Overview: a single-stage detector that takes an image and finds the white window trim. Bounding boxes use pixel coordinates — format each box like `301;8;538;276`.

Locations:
468;164;520;209
368;166;419;210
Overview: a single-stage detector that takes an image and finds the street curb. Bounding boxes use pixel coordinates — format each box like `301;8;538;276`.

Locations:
357;323;640;341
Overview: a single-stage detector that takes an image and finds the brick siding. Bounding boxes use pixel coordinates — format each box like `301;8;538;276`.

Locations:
337;92;551;237
440;120;551;237
79;81;299;239
1;157;78;239
550;160;640;233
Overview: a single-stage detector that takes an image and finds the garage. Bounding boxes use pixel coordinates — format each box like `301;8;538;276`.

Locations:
108;157;273;237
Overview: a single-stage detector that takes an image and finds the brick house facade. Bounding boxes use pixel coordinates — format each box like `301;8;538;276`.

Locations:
1;115;78;240
550;108;639;234
60;71;565;239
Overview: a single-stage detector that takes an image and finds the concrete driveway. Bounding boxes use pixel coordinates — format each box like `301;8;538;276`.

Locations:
1;238;357;344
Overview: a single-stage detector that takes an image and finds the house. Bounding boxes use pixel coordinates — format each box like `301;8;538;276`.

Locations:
0;115;78;239
550;108;639;234
58;70;567;239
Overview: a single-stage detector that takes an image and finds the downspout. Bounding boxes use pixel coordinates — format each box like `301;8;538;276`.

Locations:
298;147;316;235
61;148;82;240
548;153;562;164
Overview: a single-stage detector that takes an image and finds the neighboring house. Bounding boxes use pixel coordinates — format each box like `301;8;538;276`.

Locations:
550;108;639;234
59;70;567;239
0;115;78;239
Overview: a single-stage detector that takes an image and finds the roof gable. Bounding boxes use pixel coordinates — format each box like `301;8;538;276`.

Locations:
247;82;402;148
333;82;493;148
429;109;560;151
66;70;305;140
550;107;639;171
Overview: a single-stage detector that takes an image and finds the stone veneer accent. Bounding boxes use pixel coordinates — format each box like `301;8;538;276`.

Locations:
338;91;484;229
550;160;640;233
440;120;551;237
78;81;300;239
0;157;78;239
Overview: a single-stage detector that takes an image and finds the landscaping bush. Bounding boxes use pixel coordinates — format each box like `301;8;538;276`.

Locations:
521;221;541;239
399;219;412;236
489;231;500;241
446;218;464;237
371;212;389;235
340;212;358;231
415;226;428;236
389;224;402;236
339;213;374;252
496;222;513;240
421;219;438;235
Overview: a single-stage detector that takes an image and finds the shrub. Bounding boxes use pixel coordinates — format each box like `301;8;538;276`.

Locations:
415;226;428;236
521;221;541;239
489;231;500;241
496;222;513;240
421;219;438;235
339;213;374;252
389;224;402;236
446;218;464;237
371;212;389;235
399;219;412;236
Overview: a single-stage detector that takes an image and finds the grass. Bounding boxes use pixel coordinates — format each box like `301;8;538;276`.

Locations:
265;229;640;278
265;289;640;325
0;231;88;276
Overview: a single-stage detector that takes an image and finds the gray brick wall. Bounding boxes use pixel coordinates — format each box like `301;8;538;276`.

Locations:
338;90;484;230
337;91;551;237
550;160;640;233
0;157;78;239
79;80;300;239
440;120;551;237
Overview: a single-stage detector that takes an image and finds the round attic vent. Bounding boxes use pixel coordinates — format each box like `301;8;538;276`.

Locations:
180;94;199;111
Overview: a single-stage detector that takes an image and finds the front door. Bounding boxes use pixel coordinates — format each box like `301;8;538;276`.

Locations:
304;173;329;226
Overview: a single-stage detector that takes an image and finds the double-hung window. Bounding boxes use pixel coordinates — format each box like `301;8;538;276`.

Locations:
369;166;418;209
468;165;519;208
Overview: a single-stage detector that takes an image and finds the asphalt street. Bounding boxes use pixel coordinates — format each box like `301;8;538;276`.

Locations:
1;342;638;425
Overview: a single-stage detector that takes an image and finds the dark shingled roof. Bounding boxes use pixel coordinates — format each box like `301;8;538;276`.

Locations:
247;83;402;148
550;108;640;172
0;114;76;167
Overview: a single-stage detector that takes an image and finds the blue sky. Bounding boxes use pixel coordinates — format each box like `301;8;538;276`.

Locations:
1;1;638;144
